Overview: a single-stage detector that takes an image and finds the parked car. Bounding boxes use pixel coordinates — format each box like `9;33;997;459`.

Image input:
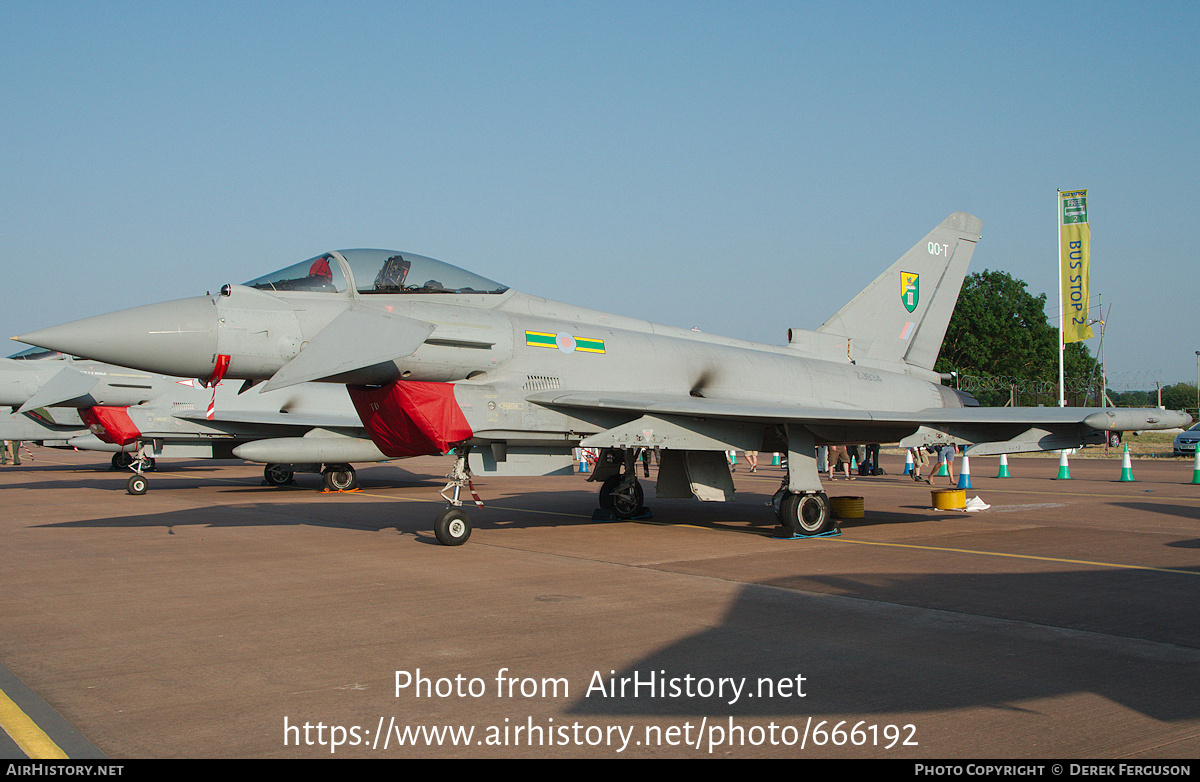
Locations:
1173;423;1200;456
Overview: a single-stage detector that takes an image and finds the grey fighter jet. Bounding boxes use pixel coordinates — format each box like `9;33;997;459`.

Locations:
16;213;1191;543
0;348;389;493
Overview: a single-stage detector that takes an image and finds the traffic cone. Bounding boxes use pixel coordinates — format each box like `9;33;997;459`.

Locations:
1118;443;1134;482
935;452;948;477
772;452;780;466
579;455;589;474
903;449;914;475
957;454;972;489
850;453;857;470
1190;446;1200;485
997;453;1010;478
1054;450;1071;480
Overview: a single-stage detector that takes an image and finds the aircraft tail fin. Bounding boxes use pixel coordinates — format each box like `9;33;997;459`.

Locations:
817;212;981;371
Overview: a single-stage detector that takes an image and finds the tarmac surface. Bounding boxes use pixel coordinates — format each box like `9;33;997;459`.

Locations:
1;446;1198;758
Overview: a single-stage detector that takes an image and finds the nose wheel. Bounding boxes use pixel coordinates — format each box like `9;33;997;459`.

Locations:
126;474;148;495
433;507;472;546
122;444;155;494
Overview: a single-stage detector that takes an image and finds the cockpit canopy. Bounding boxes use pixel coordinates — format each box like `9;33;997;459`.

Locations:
244;249;508;296
8;346;65;361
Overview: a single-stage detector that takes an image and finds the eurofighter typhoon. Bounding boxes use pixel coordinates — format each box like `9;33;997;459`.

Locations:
0;347;390;493
16;213;1190;544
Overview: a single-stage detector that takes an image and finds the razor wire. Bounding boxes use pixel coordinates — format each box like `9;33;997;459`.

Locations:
957;375;1100;395
1103;370;1166;391
958;371;1174;394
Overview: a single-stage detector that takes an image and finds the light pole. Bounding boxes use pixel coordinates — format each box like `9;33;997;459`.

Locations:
1086;314;1106;407
1194;350;1198;414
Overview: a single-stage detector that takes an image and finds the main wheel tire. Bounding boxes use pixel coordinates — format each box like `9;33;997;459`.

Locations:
1108;432;1121;448
127;474;148;495
264;464;294;486
600;474;644;519
598;474;616;508
322;464;358;491
434;507;472;546
112;452;134;471
780;491;832;536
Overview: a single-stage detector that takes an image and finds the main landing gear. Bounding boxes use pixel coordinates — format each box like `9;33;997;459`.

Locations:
112;451;154;473
261;463;358;490
321;463;358;491
599;473;644;519
263;464;295;486
773;484;833;536
593;447;647;520
773;426;836;537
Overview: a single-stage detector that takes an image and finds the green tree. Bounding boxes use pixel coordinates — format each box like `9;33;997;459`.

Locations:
1161;383;1198;412
935;270;1101;406
1110;389;1149;407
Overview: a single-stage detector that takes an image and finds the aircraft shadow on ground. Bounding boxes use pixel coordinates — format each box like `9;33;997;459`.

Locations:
20;477;1034;541
28;487;627;541
1113;502;1200;522
0;458;239;489
4;463;440;495
565;574;1200;722
21;482;1200;722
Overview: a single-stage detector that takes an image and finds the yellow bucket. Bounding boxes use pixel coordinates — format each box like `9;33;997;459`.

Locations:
830;495;864;519
931;488;966;510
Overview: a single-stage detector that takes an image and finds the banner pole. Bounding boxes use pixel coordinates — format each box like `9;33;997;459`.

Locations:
1058;189;1065;407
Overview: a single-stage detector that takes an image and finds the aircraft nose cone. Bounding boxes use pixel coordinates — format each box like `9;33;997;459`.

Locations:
15;296;219;378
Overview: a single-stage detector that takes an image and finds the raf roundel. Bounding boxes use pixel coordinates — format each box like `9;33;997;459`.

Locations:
555;333;577;354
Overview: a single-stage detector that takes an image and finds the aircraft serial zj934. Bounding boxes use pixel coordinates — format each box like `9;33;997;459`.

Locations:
15;213;1191;544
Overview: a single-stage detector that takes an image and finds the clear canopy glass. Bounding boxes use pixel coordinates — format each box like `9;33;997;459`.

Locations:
7;346;65;361
243;249;507;296
339;249;508;295
244;254;349;293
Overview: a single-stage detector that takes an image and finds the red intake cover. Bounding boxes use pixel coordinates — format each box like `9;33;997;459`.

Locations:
80;406;142;446
347;381;473;458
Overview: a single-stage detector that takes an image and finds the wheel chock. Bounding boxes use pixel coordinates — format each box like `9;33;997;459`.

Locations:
777;527;842;540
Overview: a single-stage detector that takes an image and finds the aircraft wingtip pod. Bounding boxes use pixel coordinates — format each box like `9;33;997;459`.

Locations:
1083;408;1192;432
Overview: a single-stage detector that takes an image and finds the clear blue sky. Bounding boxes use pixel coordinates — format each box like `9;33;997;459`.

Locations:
4;1;1197;388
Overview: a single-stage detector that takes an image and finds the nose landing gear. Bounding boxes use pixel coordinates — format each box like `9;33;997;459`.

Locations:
433;446;479;545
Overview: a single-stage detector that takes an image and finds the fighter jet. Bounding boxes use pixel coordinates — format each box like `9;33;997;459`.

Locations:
0;405;88;446
0;348;390;493
16;213;1191;544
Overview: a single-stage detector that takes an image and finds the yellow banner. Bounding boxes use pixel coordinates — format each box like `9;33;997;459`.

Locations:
1060;190;1093;343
